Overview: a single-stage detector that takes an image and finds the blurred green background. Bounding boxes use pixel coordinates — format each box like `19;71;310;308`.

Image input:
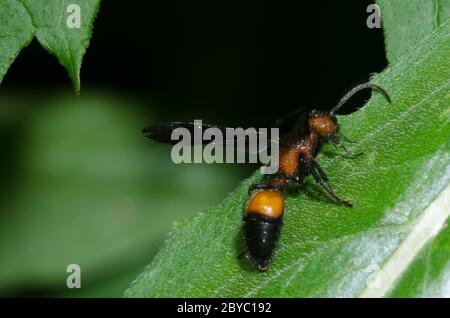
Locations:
0;1;386;296
0;91;245;296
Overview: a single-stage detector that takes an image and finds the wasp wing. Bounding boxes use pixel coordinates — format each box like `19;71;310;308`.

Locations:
143;122;226;145
275;109;310;146
143;122;280;154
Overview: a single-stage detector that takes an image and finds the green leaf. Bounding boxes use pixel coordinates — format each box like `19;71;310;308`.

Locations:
376;0;450;63
125;21;450;297
0;0;101;92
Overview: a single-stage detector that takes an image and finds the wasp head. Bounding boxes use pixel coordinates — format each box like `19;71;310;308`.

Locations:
308;110;339;138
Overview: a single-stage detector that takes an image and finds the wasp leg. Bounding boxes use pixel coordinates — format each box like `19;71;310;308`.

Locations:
340;134;357;144
340;143;363;158
302;157;328;182
331;137;363;158
307;161;353;207
289;173;305;184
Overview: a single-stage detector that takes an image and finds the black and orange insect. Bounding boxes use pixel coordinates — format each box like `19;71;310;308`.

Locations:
143;82;391;271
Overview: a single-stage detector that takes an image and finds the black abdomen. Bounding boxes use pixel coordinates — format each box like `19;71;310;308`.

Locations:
243;213;282;271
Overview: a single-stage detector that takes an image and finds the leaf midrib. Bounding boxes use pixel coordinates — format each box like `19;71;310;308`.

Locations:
360;183;450;297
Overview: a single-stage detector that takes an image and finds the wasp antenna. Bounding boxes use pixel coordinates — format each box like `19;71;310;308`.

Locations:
330;83;391;115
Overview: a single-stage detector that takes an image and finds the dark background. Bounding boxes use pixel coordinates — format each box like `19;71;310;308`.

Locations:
4;0;386;125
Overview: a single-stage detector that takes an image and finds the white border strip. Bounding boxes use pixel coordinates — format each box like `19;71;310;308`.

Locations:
360;184;450;297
